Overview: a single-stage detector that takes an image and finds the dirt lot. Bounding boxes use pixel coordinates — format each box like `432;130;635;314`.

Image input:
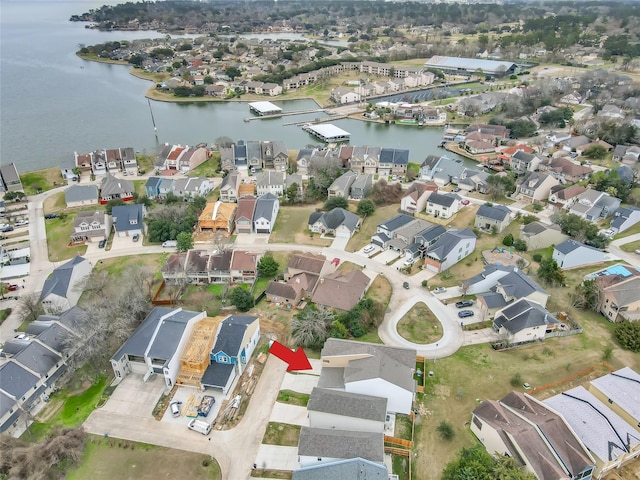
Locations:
67;435;221;480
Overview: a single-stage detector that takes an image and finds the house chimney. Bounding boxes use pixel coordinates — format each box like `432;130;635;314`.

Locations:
320;278;324;284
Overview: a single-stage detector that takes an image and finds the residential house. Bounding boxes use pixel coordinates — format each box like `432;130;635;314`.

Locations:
207;250;233;284
70;210;110;244
328;171;357;198
111;204;145;238
0;308;84;435
466;122;510;138
511;150;543;175
613;145;640;164
597;104;626;120
419;156;465;186
64;185;99;208
234;196;257;234
331;87;360;104
492;299;561;344
544;386;640;477
497;144;534;168
464;131;497;155
548;184;587;209
0;163;23;192
318;338;416;415
553;240;605;269
145;177;163;199
374;214;415;248
308;208;361;238
202;315;260;394
110;307;206;387
474;204;511;233
256;171;285;197
312;270;370;312
261;83;282;96
172;177;213;200
610;206;640;234
265;281;303;307
295;149;313;175
516;172;560;204
161;253;188;284
409;225;447;260
425;193;460;219
260;140;289;172
99;174;134;204
391;219;435;255
400;182;437;214
471;391;596;480
297;428;384;468
230;250;260;283
519;221;569;250
292;458;389;480
541;157;593;182
457;168;489;193
267;253;330;304
423;229;476;273
382;148;409;177
569;188;620;222
307;387;387;434
463;264;549;317
39;256;92;314
589;264;640;322
219;172;241;203
559;135;592;153
158;178;175;199
350;146;381;175
253;193;279;234
185;250;211;285
589;367;640;431
285;253;330;282
198;202;237;232
349;174;373;199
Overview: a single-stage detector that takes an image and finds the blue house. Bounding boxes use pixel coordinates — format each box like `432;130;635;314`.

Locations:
201;315;260;394
145;176;162;198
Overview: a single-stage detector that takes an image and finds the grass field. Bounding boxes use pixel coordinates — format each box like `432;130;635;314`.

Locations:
397;302;443;344
262;422;301;447
277;390;310;407
44;214;87;261
43;191;67;213
20;167;65;195
270;204;332;247
95;253;166;276
67;435;221;480
189;153;222;177
346;204;399;252
621;239;640;252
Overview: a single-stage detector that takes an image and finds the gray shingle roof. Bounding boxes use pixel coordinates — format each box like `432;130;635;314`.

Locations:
307;387;387;421
493;299;558;335
427;192;458;208
111;204;144;232
256;171;285;187
100;174;134;197
554;239;600;255
12;342;61;376
211;315;258;357
253;193;277;222
40;256;88;302
298;427;384;463
426;228;476;261
65;185;98;204
590;367;640;423
377;214;415;232
0;361;39;401
310;208;360;233
477;204;511;222
292;458;388;480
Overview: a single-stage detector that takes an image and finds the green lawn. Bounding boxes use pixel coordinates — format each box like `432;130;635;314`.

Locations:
189;152;221;177
44;214;88;261
135;153;155;174
621;240;640;253
133;180;147;198
67;435;221;480
95;253;166;276
20;167;64;195
397;302;443;344
0;308;11;325
615;219;640;239
277;390;310;407
270;204;332;247
262;422;301;447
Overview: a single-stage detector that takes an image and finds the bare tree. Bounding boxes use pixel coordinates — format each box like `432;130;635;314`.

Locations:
16;293;44;324
212;229;232;253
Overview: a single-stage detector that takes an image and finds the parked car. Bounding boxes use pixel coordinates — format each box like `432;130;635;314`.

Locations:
169;400;182;417
458;310;474;318
455;300;473;308
162;240;177;248
7;284;19;291
44;213;58;219
403;258;415;267
452;187;461;192
602;229;614;238
403;282;410;289
14;219;29;226
635;249;640;255
433;287;446;294
363;244;375;254
132;233;140;242
1;226;14;232
98;239;106;249
461;199;470;205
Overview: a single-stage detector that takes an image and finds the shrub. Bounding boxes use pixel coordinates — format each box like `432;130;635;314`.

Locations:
437;421;455;441
614;321;640;352
510;372;522;387
513;239;527;252
502;234;514;246
532;253;542;262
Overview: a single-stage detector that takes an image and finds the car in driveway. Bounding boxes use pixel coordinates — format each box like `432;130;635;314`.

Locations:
455;300;473;308
7;284;19;291
363;244;375;254
98;239;106;248
15;219;29;226
403;257;415;267
403;281;410;289
1;225;14;232
433;287;446;294
458;310;474;318
169;400;182;417
132;233;140;242
461;199;470;205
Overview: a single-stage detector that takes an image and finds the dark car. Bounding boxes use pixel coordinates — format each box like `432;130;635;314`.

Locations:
44;213;58;219
455;300;473;308
132;233;140;242
403;281;410;289
98;239;106;249
1;226;14;232
458;310;474;318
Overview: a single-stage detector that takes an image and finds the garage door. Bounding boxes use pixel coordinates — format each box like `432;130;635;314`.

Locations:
425;263;440;273
256;229;271;234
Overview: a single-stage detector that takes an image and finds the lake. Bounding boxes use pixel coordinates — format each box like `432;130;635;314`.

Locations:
0;0;472;173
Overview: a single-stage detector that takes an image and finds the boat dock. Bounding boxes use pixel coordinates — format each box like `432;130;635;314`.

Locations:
283;114;348;126
244;107;326;122
302;123;351;143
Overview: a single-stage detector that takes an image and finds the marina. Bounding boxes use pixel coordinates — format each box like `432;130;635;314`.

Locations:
248;101;282;116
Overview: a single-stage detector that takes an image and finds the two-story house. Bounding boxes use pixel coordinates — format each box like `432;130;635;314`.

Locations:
253;193;279;234
426;192;460;219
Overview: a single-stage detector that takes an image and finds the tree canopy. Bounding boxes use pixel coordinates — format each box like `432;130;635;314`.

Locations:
443;445;536;480
229;287;254;312
176;231;194;252
257;256;279;278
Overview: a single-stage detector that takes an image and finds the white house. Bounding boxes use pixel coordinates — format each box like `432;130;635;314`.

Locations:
252;193;279;234
307;387;386;433
400;182;436;214
318;338;416;415
256;171;285;197
110;307;206;387
330;87;360;104
423;228;476;273
64;185;99;208
552;239;606;270
39;256;92;314
610;206;640;234
425;193;460;219
492;299;560;344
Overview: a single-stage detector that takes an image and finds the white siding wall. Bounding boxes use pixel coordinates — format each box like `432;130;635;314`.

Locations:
163;312;206;387
440;238;476;272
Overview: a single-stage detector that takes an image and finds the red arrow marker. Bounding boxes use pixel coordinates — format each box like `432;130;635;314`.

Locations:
269;341;312;371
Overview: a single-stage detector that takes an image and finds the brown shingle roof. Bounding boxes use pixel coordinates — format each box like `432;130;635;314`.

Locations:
287;253;326;275
312;270;370;311
231;250;259;271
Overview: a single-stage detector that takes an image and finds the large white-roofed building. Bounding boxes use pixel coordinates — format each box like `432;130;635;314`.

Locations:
424;55;518;77
248;101;282;116
302;123;351;143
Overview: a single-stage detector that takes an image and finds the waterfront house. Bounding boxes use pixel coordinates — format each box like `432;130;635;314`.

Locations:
349;174;373;199
99;174;134;204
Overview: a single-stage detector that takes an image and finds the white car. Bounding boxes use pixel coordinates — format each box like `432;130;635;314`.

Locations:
15;219;29;226
403;258;415;266
363;245;375;254
433;287;446;294
602;229;614;237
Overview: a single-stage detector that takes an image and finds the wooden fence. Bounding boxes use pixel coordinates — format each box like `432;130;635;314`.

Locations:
384;435;413;448
151;279;176;306
384;446;411;457
529;362;615;395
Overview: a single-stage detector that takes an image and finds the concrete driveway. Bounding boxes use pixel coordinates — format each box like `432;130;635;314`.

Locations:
280;373;320;395
100;374;165;418
254;445;299;471
270;403;309;426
